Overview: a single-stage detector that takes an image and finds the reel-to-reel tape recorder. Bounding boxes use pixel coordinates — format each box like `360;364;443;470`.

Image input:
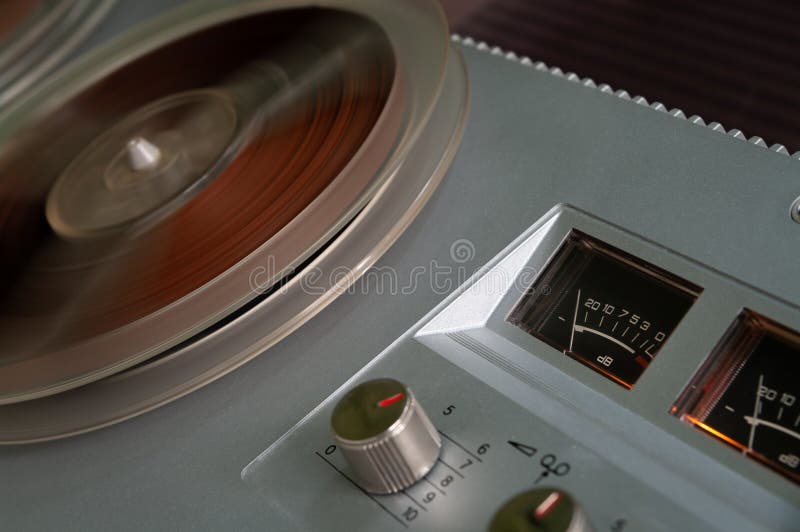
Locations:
0;1;798;531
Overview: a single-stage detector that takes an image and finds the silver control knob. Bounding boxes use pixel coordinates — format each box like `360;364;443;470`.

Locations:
330;378;441;494
489;488;594;532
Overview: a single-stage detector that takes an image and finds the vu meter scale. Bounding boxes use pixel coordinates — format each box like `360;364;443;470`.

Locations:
509;231;700;388
567;289;649;371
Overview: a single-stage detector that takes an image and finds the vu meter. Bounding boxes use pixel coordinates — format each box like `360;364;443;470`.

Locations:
674;310;800;484
508;231;700;387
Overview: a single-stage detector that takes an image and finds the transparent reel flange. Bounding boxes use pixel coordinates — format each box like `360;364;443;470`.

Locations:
0;0;117;107
0;0;468;443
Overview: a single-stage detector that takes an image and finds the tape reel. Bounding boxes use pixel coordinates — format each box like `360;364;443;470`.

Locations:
0;0;468;443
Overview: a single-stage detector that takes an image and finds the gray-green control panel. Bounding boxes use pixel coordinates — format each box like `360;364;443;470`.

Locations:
243;206;800;531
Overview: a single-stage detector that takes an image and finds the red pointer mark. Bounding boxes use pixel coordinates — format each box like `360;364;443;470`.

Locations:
533;491;563;521
377;392;405;408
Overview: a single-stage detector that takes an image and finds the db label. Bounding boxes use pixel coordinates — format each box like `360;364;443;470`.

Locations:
597;355;613;367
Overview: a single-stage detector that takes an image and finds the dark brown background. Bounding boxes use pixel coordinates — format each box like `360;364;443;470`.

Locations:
441;0;800;152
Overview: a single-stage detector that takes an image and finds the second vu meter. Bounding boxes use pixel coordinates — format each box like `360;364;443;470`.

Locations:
674;310;800;484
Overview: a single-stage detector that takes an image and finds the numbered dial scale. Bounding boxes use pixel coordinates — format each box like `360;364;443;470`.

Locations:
673;310;800;484
508;231;700;388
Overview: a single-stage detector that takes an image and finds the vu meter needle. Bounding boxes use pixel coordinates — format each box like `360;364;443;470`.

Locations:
569;289;581;353
746;374;764;453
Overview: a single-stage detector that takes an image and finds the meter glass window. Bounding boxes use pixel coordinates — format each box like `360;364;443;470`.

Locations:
508;231;701;388
673;310;800;485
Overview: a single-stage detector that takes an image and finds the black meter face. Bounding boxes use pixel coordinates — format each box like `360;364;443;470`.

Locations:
674;310;800;485
508;231;700;388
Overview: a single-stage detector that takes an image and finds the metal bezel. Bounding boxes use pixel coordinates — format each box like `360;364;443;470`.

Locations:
416;204;800;498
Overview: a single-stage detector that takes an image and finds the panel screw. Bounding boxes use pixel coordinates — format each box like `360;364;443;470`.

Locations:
792;196;800;224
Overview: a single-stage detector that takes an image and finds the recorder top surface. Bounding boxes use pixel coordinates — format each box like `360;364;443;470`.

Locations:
0;1;799;531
